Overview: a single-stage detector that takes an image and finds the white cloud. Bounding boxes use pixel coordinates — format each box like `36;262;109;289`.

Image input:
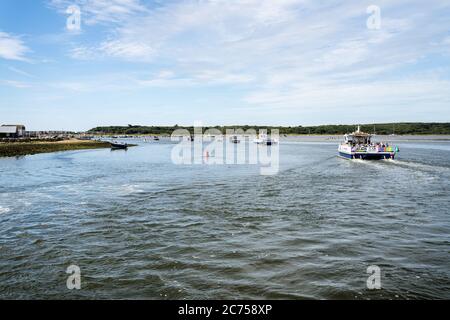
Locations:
69;38;154;61
0;32;30;61
134;69;254;88
69;46;98;60
245;78;450;107
99;39;154;60
51;0;450;121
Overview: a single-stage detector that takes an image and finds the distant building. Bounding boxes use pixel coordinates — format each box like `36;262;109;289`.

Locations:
0;125;26;138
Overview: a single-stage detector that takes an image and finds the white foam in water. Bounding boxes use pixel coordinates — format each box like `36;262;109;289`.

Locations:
0;206;10;214
352;159;387;169
121;184;144;194
351;158;446;174
390;160;448;172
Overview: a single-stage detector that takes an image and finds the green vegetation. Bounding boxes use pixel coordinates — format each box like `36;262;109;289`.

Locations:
88;123;450;135
0;140;110;157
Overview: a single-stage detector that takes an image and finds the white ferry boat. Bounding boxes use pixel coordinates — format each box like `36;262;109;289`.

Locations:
338;126;399;160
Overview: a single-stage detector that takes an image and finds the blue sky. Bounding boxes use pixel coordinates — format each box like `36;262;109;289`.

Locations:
0;0;449;131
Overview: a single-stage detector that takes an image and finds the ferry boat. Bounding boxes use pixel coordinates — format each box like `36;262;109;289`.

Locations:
338;126;399;160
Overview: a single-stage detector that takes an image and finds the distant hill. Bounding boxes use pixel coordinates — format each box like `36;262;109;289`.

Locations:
88;123;450;135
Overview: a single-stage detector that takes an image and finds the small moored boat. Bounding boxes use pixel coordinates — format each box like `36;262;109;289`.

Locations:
110;141;128;149
230;135;240;143
253;133;278;145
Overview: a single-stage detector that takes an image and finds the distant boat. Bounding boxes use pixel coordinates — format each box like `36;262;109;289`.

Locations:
153;136;160;141
230;135;240;143
253;133;278;145
110;141;128;149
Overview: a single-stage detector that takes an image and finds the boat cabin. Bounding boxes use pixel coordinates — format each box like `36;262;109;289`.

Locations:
344;126;371;146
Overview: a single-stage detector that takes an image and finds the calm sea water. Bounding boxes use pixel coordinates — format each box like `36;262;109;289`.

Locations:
0;137;449;299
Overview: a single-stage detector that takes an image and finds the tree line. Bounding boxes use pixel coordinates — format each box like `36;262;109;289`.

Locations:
87;123;450;135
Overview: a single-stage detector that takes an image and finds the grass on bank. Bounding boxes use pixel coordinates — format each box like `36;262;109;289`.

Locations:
0;139;111;157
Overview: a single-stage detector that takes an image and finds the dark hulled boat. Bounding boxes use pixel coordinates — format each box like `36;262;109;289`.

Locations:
110;142;128;149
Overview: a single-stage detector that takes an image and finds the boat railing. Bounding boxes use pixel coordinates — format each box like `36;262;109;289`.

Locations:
353;146;396;153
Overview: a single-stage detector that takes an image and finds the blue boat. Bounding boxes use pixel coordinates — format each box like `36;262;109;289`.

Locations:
338;126;399;160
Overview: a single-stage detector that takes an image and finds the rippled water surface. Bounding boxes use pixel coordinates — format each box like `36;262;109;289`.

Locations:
0;137;449;299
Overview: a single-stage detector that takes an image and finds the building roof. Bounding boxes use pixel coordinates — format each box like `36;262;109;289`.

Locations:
2;124;25;128
0;126;18;133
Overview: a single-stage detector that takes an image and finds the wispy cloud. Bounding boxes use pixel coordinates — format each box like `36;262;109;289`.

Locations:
0;32;30;61
99;39;154;60
49;0;147;25
8;66;34;77
0;80;31;88
66;4;449;68
134;69;254;88
44;0;450;123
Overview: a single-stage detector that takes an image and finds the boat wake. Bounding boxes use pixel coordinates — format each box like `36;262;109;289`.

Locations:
383;159;450;173
0;206;10;214
120;184;145;195
341;158;449;176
